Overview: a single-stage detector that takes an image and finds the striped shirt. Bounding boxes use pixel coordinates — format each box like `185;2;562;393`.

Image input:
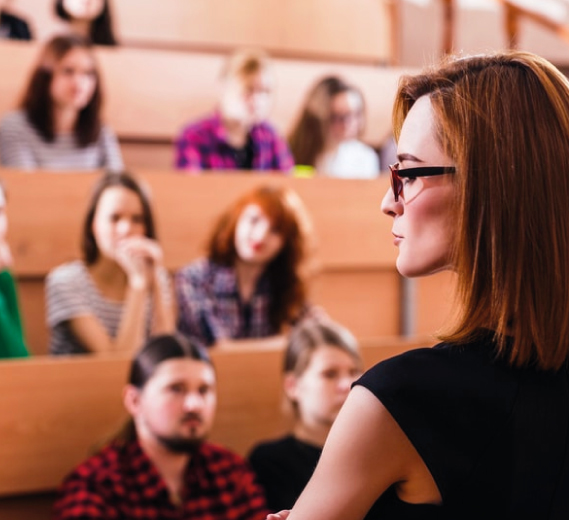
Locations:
0;110;123;171
175;112;293;172
46;260;171;355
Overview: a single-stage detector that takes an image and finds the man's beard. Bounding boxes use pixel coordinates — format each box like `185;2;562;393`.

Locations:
155;433;205;454
154;412;208;454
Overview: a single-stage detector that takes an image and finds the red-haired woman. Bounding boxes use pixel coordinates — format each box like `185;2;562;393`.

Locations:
0;34;122;170
175;184;313;347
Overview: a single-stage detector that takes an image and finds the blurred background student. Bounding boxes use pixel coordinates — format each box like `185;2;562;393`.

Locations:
0;180;29;358
46;172;174;355
54;0;117;46
175;184;313;347
0;34;123;170
288;76;379;179
248;317;362;511
175;48;293;173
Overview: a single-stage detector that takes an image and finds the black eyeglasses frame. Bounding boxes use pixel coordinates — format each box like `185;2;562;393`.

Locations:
389;163;456;202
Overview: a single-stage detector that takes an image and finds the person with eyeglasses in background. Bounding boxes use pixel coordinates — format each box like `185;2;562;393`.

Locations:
267;51;569;520
288;76;379;179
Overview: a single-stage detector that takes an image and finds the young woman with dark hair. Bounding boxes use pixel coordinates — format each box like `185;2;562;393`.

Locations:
54;0;117;46
46;172;174;355
175;184;313;348
0;34;123;170
249;317;362;512
288;76;379;179
269;50;569;520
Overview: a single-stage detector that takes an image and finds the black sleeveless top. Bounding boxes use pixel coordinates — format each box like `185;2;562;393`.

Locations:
354;333;569;520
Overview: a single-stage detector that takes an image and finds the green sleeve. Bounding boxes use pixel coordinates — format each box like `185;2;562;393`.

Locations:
0;269;29;358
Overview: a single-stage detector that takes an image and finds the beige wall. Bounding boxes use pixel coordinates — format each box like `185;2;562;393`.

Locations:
400;1;569;68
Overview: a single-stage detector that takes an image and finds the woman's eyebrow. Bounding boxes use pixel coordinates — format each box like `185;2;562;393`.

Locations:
397;153;424;163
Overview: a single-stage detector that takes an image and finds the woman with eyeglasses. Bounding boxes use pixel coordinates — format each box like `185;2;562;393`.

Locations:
288;76;379;179
268;51;569;520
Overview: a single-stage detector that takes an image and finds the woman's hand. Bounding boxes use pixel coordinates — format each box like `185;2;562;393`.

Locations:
115;237;162;289
267;511;291;520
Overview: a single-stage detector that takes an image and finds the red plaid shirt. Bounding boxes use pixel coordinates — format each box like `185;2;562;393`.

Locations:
53;440;269;520
175;112;294;172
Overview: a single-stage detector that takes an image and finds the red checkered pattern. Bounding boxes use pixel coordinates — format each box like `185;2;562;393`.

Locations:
53;440;269;520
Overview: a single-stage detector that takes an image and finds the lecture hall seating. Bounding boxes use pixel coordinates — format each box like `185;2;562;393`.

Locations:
0;336;431;519
0;39;415;169
1;170;456;354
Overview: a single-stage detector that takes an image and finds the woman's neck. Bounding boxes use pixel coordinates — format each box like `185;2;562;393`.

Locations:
53;106;78;134
234;260;265;303
293;421;329;448
88;257;127;297
69;19;91;38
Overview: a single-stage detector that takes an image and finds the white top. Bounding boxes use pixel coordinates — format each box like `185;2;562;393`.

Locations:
0;110;123;171
317;139;380;179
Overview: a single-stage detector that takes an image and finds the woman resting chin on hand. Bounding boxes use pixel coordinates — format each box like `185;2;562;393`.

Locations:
46;172;175;355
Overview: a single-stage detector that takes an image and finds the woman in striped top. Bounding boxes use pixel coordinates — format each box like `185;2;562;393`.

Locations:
0;34;123;171
46;172;174;355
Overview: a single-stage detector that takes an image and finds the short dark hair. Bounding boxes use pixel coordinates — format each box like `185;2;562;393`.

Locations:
54;0;117;46
81;172;156;265
21;34;103;147
129;334;213;389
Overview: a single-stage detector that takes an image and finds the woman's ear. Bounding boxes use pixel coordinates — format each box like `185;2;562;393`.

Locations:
283;372;299;403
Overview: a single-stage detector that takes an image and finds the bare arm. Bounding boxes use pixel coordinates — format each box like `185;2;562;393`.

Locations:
283;386;441;520
67;281;148;354
149;266;175;336
68;238;167;354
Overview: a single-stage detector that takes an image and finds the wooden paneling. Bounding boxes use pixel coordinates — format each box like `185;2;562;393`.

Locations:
13;0;394;64
0;338;425;497
15;279;48;357
0;171;400;353
2;171;395;275
311;270;400;338
0;40;413;149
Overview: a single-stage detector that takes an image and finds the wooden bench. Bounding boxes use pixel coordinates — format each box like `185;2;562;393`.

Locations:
0;337;430;505
0;40;416;169
0;169;456;354
12;0;396;65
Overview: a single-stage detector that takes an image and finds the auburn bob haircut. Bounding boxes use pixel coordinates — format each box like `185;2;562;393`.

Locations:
394;51;569;370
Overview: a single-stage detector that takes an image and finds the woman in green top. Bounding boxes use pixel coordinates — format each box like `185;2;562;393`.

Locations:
0;181;29;358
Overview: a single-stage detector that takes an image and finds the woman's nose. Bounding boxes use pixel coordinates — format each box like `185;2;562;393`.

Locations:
380;186;401;217
116;219;133;236
252;222;269;242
